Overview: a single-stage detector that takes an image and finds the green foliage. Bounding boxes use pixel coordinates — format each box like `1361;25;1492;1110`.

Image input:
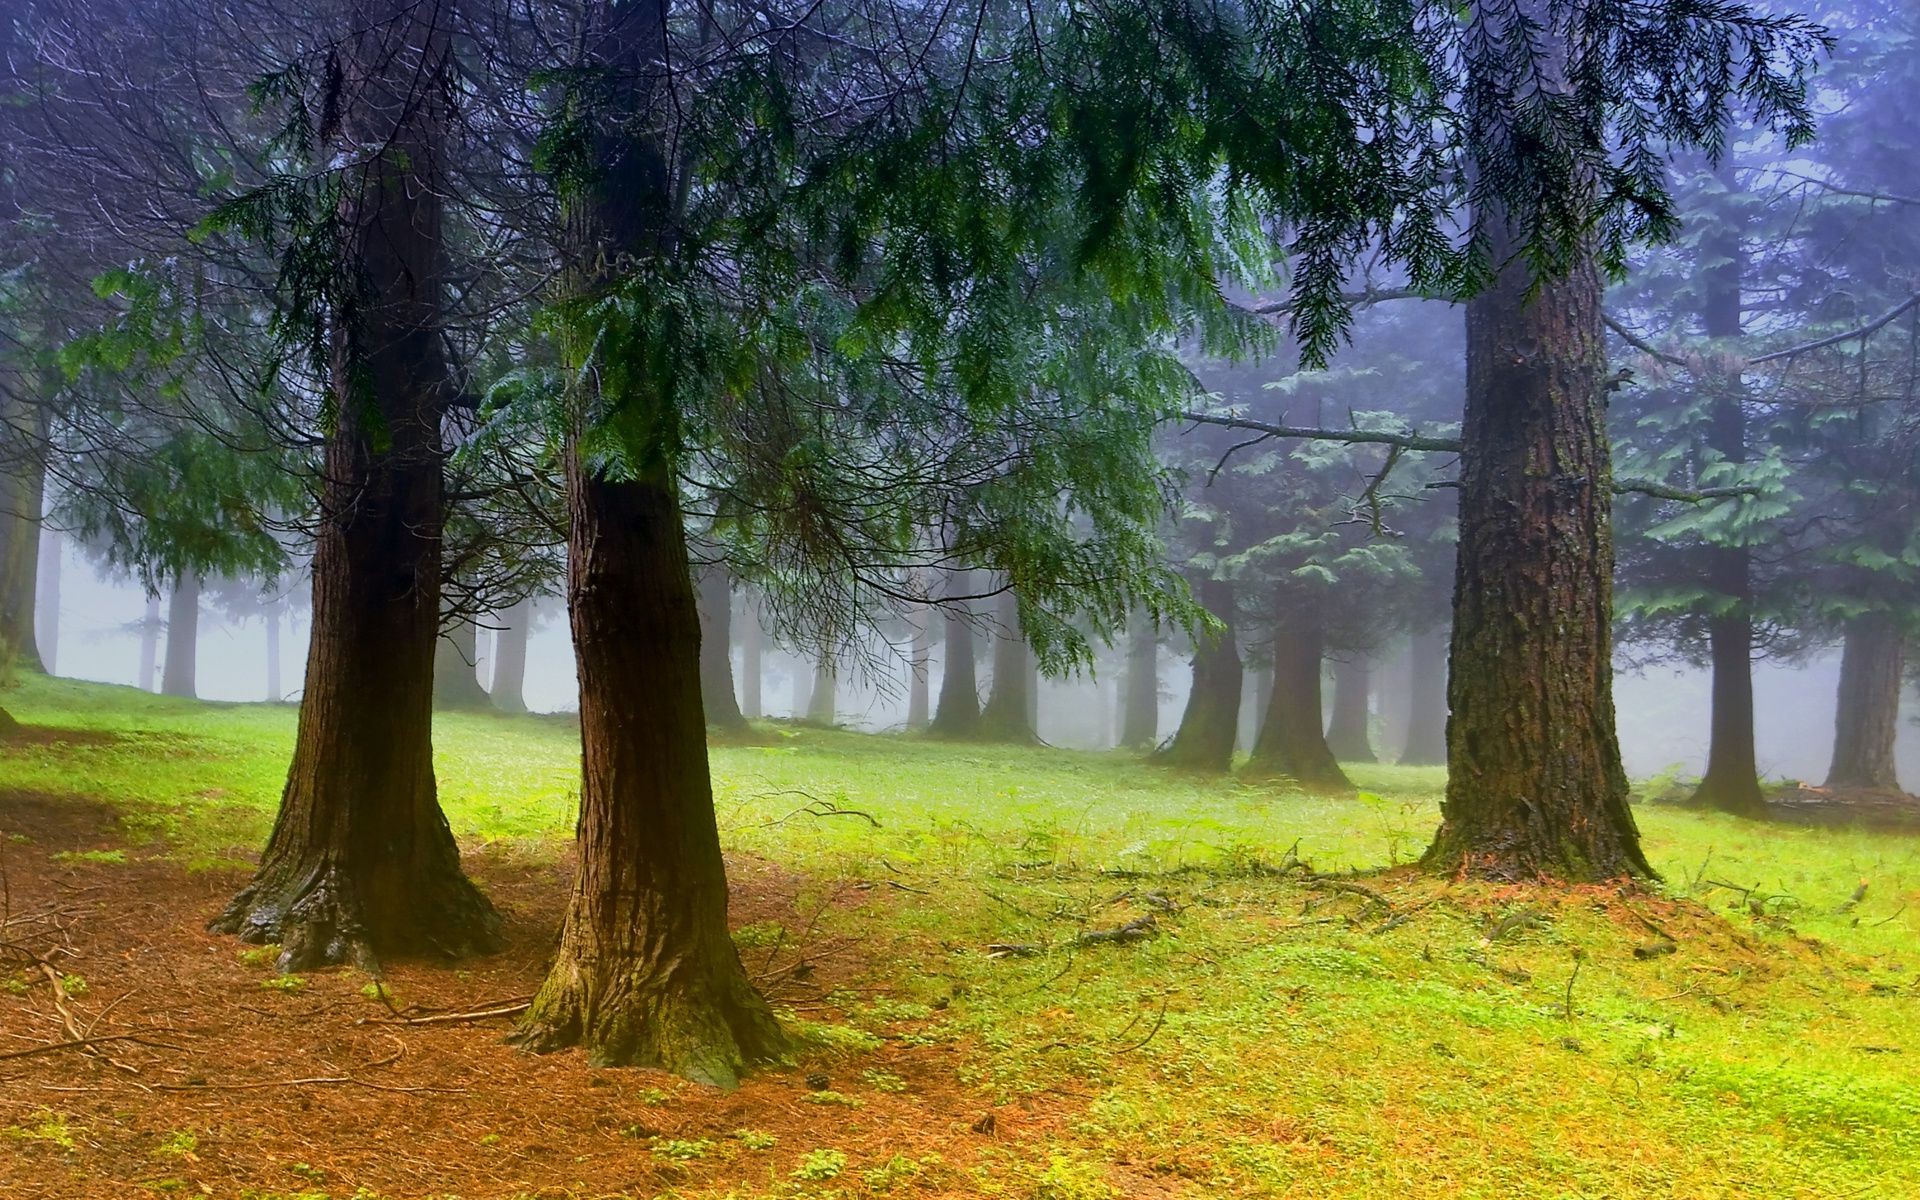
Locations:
791;1148;848;1181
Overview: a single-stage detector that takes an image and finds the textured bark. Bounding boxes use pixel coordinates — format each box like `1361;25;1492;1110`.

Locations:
510;0;784;1083
977;589;1036;743
1689;174;1765;815
1246;597;1351;792
161;573;199;699
1400;626;1449;766
489;597;532;715
804;657;837;725
434;614;493;710
0;444;45;674
906;606;932;729
34;526;57;675
696;567;746;730
739;597;763;719
138;595;160;692
1325;656;1376;763
928;580;981;738
1421;205;1650;880
1120;609;1158;747
1151;578;1242;772
212;0;498;970
1824;614;1905;792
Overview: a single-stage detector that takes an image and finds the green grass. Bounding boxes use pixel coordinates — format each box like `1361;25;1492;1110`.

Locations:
4;672;1919;1198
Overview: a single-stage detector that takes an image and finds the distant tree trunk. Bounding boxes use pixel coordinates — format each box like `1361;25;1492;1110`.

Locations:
927;576;980;738
1120;610;1158;747
161;572;200;699
0;392;46;674
510;0;783;1083
264;600;283;702
1688;176;1765;814
138;595;160;691
739;597;763;719
434;614;493;710
1824;614;1905;792
1421;187;1650;881
1400;627;1449;766
906;605;932;729
1151;578;1242;772
696;567;746;730
805;656;836;725
34;526;58;675
1246;596;1350;792
1240;663;1270;754
1325;656;1376;763
211;0;498;971
977;588;1036;743
490;596;532;714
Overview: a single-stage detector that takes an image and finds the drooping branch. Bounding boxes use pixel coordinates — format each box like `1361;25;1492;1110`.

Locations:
1748;293;1920;364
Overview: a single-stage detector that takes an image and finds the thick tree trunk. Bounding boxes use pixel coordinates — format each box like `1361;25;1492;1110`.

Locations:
489;597;532;715
212;0;497;970
928;579;981;738
1421;203;1649;880
1325;656;1375;763
1120;609;1158;747
696;567;746;730
1400;626;1449;766
434;614;493;710
906;605;932;729
1151;578;1242;772
34;526;58;676
0;395;46;674
1824;614;1905;792
1240;664;1270;755
161;572;199;699
511;0;784;1084
1246;597;1351;792
138;595;160;691
739;597;763;719
805;656;837;725
977;588;1036;743
264;601;283;702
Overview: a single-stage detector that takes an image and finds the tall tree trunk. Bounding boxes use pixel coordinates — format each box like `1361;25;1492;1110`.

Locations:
1421;194;1649;879
434;614;493;709
489;596;532;715
0;387;46;674
928;575;981;738
696;566;746;730
161;572;199;699
739;596;763;719
1246;596;1350;792
212;0;498;970
265;600;283;703
906;605;932;729
805;656;837;725
1400;626;1449;765
138;595;160;692
511;0;783;1083
977;588;1036;743
1151;578;1242;772
1825;614;1905;792
1120;609;1158;747
34;526;58;675
1240;663;1270;755
1325;656;1376;763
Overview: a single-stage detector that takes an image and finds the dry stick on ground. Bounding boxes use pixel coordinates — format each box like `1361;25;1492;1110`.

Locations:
0;1032;182;1062
358;1001;533;1027
151;1076;466;1095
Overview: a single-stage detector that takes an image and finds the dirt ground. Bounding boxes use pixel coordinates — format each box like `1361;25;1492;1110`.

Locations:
0;790;1063;1199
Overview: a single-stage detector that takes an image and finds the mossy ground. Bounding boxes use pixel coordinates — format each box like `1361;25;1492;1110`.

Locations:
2;672;1917;1198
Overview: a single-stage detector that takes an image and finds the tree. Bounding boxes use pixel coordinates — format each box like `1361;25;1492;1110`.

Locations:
1119;610;1159;748
1324;656;1376;763
489;596;536;715
1150;577;1243;772
977;589;1038;743
696;566;747;731
161;572;200;699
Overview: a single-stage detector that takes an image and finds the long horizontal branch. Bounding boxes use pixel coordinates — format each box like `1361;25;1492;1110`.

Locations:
1748;293;1920;364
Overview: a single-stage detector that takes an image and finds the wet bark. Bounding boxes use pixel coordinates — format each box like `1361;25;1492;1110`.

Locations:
977;588;1036;743
1325;656;1375;763
1246;596;1351;792
212;0;498;970
1421;201;1650;880
161;572;200;699
697;566;746;730
1824;614;1905;792
1399;626;1449;766
510;0;784;1083
1151;578;1242;772
489;597;532;715
434;614;493;710
1120;609;1158;748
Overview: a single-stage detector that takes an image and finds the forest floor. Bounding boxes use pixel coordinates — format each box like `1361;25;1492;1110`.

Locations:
1;674;1917;1200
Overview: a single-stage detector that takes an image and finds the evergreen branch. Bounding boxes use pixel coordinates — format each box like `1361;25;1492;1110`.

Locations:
1177;410;1460;453
1603;314;1688;368
1748;293;1920;364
